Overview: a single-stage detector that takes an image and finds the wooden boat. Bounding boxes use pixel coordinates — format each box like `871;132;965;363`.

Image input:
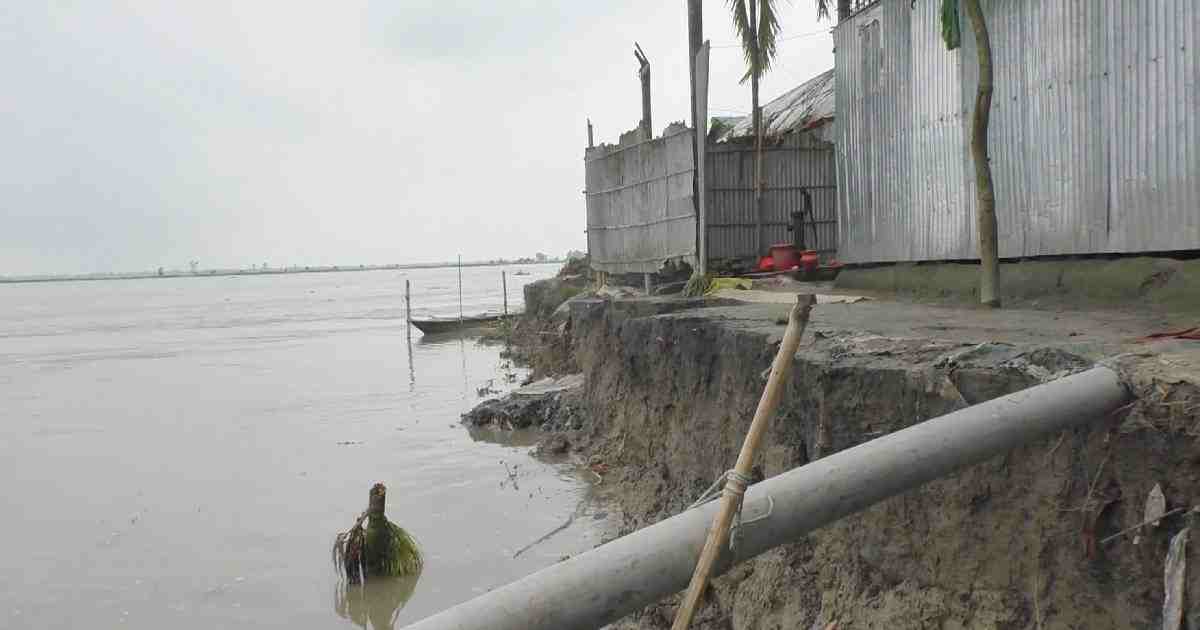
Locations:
408;313;505;335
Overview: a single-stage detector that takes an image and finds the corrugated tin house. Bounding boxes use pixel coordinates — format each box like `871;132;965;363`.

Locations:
706;69;839;263
835;0;1200;264
585;69;839;274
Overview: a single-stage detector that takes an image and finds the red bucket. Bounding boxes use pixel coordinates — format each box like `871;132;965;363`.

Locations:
799;250;819;273
769;244;800;271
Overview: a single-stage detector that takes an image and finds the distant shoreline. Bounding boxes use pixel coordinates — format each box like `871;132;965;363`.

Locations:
0;260;564;285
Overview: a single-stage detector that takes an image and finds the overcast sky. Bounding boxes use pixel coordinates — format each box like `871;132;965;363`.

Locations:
1;2;833;275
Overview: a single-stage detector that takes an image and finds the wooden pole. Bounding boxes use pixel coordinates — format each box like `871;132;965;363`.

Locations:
671;294;815;630
687;0;702;134
457;255;464;325
634;43;652;139
502;270;508;316
405;279;412;337
688;0;703;273
694;41;710;276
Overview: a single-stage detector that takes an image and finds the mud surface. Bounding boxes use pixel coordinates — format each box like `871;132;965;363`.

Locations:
549;296;1200;629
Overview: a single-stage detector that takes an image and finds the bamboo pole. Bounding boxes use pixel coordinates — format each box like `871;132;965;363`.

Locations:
671;293;815;630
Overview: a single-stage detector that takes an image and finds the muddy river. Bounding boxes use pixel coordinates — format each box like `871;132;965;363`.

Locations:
0;264;607;629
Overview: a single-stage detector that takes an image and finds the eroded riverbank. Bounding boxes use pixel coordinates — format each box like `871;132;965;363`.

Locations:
471;279;1200;629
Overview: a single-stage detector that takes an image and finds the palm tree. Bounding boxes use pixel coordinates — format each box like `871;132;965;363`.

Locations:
727;0;781;254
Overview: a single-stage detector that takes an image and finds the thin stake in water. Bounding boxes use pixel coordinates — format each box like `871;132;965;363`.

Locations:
502;270;508;317
405;279;412;337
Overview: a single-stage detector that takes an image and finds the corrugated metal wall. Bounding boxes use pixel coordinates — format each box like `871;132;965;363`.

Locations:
836;0;1200;263
585;126;697;274
706;133;837;261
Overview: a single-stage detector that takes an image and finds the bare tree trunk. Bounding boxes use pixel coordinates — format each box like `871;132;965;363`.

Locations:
750;1;764;255
963;0;999;307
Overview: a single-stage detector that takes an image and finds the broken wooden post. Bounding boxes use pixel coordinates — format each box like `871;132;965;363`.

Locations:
634;43;651;139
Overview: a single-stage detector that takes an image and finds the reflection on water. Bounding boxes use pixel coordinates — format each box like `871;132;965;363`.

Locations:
406;334;415;391
334;572;422;630
465;425;542;448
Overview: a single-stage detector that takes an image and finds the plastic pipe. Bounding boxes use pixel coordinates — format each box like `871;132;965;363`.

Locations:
403;365;1129;630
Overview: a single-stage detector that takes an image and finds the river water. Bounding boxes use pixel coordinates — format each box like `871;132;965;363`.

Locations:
0;264;608;629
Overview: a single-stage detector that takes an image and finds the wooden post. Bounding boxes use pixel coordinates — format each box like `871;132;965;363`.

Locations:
457;255;464;325
694;42;710;276
502;270;508;316
687;1;703;133
634;43;652;139
405;279;412;336
688;1;703;272
587;118;594;149
671;295;815;630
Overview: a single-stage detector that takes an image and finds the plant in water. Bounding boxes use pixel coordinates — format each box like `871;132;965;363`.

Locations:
333;483;423;584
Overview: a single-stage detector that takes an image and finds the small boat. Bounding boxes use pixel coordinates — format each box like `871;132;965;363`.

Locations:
408;313;505;335
512;270;531;276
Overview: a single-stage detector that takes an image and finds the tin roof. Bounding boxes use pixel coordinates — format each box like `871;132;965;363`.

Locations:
712;68;835;142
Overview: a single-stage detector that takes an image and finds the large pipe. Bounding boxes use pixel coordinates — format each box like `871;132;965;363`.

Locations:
404;366;1130;630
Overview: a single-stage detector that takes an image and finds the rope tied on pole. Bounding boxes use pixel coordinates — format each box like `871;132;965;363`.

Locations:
671;294;815;630
689;469;756;552
689;469;754;509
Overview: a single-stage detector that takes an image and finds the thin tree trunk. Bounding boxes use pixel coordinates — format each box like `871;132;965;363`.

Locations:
750;1;764;255
963;0;999;307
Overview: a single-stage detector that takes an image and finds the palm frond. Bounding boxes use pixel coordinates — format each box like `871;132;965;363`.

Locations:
728;0;782;83
757;0;782;75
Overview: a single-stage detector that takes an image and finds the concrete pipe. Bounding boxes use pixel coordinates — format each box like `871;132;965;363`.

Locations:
403;365;1130;630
